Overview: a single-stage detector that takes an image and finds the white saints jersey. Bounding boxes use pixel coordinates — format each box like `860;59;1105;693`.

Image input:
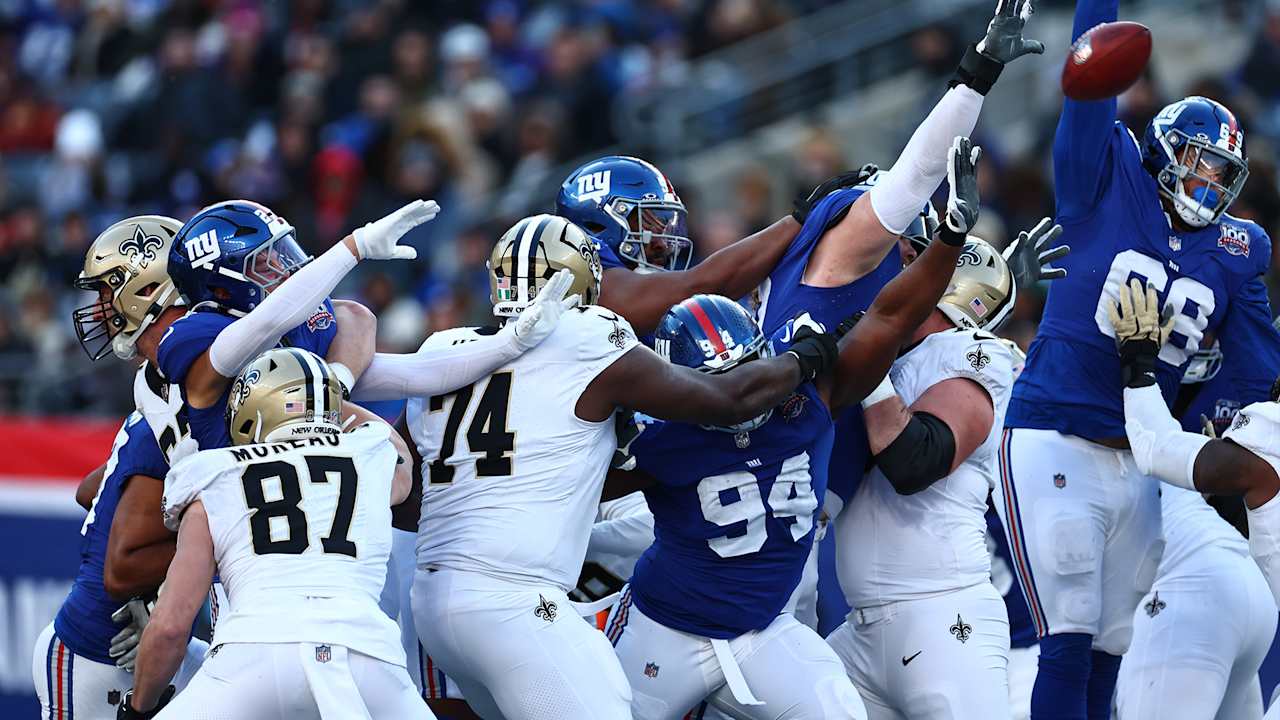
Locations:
1155;485;1248;578
836;328;1014;607
409;305;639;592
1223;401;1280;604
162;422;404;665
133;360;190;464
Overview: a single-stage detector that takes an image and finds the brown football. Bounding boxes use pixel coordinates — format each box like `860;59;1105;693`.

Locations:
1061;21;1152;101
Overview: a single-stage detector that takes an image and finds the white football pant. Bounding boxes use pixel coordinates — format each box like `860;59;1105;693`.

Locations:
1007;644;1039;720
412;566;631;720
155;641;431;719
993;429;1163;654
1117;544;1276;719
607;585;867;720
32;621;206;720
827;581;1010;720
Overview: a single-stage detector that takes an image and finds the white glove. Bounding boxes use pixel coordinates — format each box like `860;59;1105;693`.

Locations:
109;597;154;671
170;436;199;465
351;200;440;261
507;269;581;351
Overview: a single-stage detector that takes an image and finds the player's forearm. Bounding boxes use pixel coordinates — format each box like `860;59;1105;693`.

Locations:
642;357;801;428
130;619;188;710
1073;0;1119;41
327;300;377;386
692;217;799;298
1054;0;1120;219
208;241;358;378
868;86;983;236
1123;384;1209;491
589;509;656;557
350;332;525;402
104;539;176;601
863;395;912;455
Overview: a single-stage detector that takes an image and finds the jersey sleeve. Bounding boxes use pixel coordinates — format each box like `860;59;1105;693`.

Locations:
935;333;1015;409
156;311;235;383
162;451;223;531
574;306;641;367
280;298;338;357
629;418;684;484
1052;0;1121;222
1224;402;1280;482
117;417;170;481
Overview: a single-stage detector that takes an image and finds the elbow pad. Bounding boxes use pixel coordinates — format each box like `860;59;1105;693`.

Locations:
873;411;956;495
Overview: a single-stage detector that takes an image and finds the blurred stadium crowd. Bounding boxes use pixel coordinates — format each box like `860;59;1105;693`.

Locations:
2;0;1279;416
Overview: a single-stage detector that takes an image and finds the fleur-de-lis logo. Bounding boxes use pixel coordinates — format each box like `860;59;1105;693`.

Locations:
949;614;972;644
1232;413;1251;431
534;594;558;623
118;225;165;268
1144;592;1166;617
967;347;991;372
608;320;629;349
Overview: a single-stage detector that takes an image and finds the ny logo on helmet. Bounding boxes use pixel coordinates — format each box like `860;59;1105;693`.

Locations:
184;229;221;269
118;225;165;268
576;170;612;204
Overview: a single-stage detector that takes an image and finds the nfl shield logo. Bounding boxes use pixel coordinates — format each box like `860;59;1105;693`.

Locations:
1053;473;1066;489
315;645;332;663
644;662;660;678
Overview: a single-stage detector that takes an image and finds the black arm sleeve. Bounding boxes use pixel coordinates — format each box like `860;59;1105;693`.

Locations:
873;411;956;495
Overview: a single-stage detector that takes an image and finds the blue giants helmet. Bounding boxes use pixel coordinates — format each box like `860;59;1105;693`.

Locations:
1141;96;1249;228
654;294;773;432
556;156;692;272
168;200;311;315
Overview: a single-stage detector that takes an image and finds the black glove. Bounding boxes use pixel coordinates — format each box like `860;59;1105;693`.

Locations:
939;137;982;246
1003;217;1068;286
791;164;880;225
610;410;644;471
785;325;839;382
117;686;174;720
950;1;1044;94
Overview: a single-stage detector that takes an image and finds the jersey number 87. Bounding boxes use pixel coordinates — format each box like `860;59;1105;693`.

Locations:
1092;250;1215;366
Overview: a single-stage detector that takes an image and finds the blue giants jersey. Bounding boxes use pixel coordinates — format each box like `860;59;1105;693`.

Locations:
156;301;337;449
1179;312;1280;436
1007;0;1277;439
628;382;834;638
54;413;169;664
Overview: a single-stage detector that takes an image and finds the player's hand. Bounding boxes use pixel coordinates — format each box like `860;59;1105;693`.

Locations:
116;686;174;719
1108;278;1174;388
1003;217;1068;286
791;164;880;225
1199;414;1218;439
509;269;581;351
109;597;153;671
977;0;1044;64
941;137;982;244
351;199;440;261
611;410;645;471
785;325;839;382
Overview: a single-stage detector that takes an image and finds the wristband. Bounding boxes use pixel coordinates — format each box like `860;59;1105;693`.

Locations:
938;224;966;247
861;374;898;409
328;362;356;400
948;44;1004;96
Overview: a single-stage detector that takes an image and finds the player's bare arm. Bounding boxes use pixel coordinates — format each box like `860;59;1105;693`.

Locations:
598;216;800;335
579;326;836;427
326;299;377;391
340;401;414;505
103;474;173;600
823;138;981;409
806;0;1042;287
74;461;106;510
182;200;440;408
123;500;216;716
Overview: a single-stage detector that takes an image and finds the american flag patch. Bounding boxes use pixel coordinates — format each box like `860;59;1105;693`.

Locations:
285;400;304;413
970;297;988;316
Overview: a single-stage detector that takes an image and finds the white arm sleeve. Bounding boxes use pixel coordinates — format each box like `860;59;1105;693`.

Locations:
208;243;358;378
350;329;526;402
1123;384;1209;490
868;85;984;235
588;509;655;558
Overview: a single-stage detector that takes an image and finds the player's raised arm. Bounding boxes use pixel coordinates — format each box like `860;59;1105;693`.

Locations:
120;500;216;718
825;138;981;409
1054;0;1121;221
580;323;836;429
326;299;378;390
176;200;439;408
351;269;579;402
808;0;1042;285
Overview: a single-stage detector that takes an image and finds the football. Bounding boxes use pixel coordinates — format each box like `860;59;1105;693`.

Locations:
1061;21;1152;101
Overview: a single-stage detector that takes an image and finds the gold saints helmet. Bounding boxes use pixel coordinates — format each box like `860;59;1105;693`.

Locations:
937;237;1017;332
226;348;343;446
73;215;183;361
488;214;601;317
